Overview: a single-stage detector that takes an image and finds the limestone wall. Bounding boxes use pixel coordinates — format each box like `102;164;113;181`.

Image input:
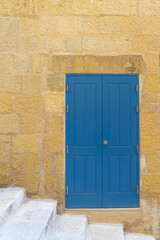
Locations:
0;0;160;238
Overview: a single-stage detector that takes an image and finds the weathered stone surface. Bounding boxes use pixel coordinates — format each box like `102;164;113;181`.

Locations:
0;93;11;113
26;155;40;174
46;115;64;153
146;155;160;173
46;175;57;194
139;0;160;15
0;75;21;93
0;165;10;186
18;36;37;53
1;17;19;34
0;199;57;240
86;223;124;240
45;155;57;175
47;214;87;240
22;75;41;94
141;134;160;153
12;54;33;74
0;187;25;226
46;74;64;92
0;143;11;164
12;176;39;194
92;0;138;15
12;94;42;114
12;134;40;153
22;114;42;134
45;93;64;114
0;114;20;134
144;175;160;193
12;155;25;175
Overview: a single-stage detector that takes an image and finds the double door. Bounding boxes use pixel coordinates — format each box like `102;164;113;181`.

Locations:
66;74;139;208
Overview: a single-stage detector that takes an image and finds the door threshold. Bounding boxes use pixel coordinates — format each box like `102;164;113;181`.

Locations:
64;208;140;211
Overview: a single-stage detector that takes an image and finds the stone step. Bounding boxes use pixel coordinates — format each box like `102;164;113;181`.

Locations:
0;187;26;226
45;214;88;240
124;233;155;240
0;199;57;240
86;223;124;240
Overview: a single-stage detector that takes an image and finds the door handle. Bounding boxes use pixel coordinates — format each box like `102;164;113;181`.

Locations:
103;140;108;145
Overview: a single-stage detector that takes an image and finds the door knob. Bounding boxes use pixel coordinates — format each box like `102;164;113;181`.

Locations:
103;140;108;145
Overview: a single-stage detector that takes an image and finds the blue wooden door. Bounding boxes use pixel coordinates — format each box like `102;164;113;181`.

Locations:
66;75;102;208
66;74;139;208
102;75;139;208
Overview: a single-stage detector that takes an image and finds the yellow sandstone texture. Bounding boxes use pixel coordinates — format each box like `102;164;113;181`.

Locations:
0;0;160;238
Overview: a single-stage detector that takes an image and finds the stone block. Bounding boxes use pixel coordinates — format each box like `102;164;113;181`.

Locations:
0;114;20;134
22;114;42;134
2;17;19;34
12;94;42;114
46;115;64;153
133;35;160;54
33;54;47;74
46;74;64;92
143;54;159;73
18;36;37;53
77;16;99;35
0;143;11;163
12;134;40;153
141;94;157;113
141;134;160;153
139;0;160;15
12;175;39;194
0;164;10;186
46;175;57;194
26;155;40;174
48;55;84;73
0;75;21;93
36;0;69;15
45;155;57;175
0;135;11;142
12;155;25;175
143;75;160;94
143;175;160;193
22;75;41;93
12;54;33;74
92;0;138;15
0;93;11;113
97;16;141;35
37;35;52;54
45;93;64;114
141;112;159;134
83;35;132;55
146;155;160;173
0;54;13;74
142;16;160;35
0;0;31;16
19;17;39;35
65;36;82;54
0;34;17;53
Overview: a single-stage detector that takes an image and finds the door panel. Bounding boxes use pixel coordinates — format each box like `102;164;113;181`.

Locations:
66;75;102;208
102;75;139;208
66;74;139;208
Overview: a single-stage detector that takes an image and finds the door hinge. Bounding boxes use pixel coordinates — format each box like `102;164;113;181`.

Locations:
67;145;68;154
66;186;68;195
136;84;138;93
136;104;139;113
67;104;69;113
137;144;139;153
137;185;139;195
66;84;68;93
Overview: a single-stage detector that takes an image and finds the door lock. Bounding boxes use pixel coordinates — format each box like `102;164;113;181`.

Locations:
103;140;108;145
